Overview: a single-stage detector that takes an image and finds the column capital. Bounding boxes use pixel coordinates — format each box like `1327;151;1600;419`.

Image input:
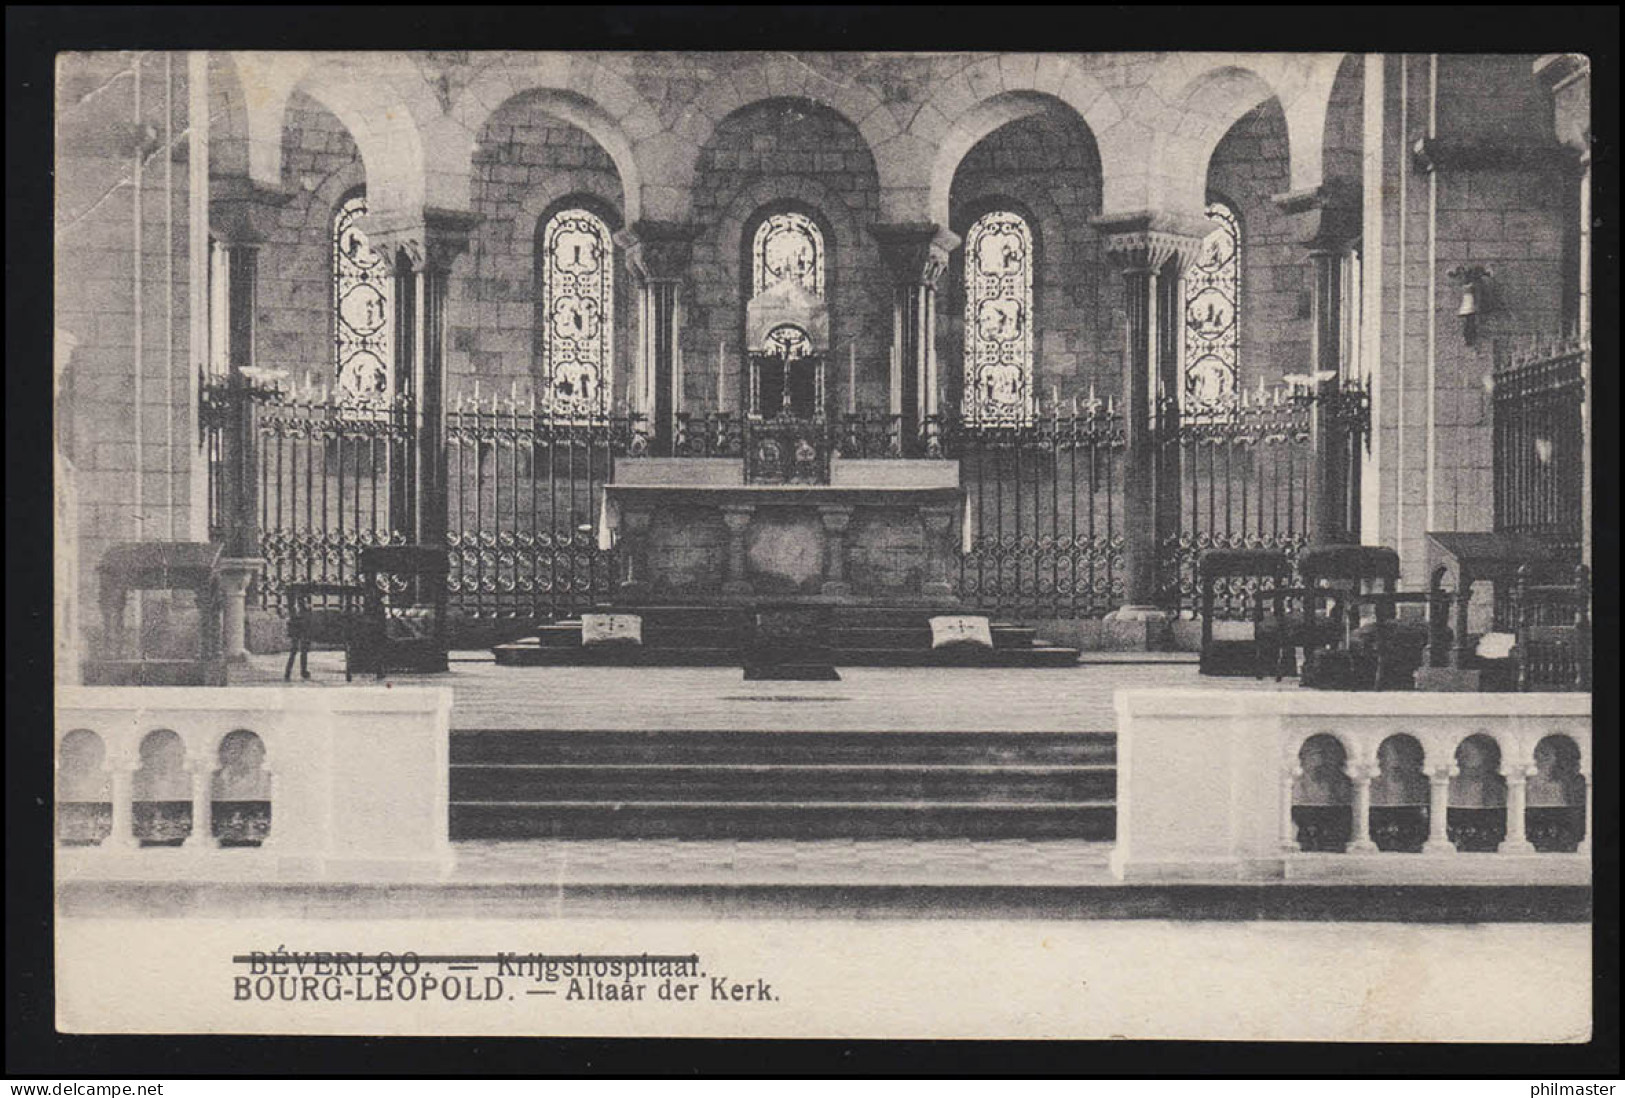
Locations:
1272;182;1361;252
209;175;296;246
361;207;481;274
1090;209;1209;275
615;220;698;283
870;223;961;289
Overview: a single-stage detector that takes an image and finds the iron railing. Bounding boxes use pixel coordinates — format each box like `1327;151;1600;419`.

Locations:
1494;337;1586;559
1157;384;1369;617
208;379;1369;626
444;398;647;622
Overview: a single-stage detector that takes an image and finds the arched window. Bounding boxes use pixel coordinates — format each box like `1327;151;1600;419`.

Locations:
752;211;824;299
963;210;1034;425
1184;199;1241;405
538;207;614;416
333;192;394;401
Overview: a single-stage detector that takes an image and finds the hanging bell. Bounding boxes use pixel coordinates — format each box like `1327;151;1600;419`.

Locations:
1457;284;1478;318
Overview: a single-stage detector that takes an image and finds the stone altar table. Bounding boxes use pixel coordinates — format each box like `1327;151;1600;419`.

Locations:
605;459;963;603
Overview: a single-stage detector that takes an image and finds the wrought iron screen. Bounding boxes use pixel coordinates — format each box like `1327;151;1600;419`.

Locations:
1493;338;1585;560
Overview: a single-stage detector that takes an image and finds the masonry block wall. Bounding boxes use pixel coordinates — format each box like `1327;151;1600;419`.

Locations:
943;106;1112;410
256;91;364;387
685;98;891;416
1366;53;1569;590
1206;98;1309;392
55;52;201;648
451;95;634;408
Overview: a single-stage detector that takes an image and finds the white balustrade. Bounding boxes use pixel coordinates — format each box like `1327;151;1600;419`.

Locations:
1111;690;1591;884
56;686;453;883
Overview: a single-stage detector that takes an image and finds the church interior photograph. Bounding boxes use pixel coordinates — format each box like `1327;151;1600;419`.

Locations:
44;44;1598;1040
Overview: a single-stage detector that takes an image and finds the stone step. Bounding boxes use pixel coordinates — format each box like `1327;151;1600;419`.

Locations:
450;802;1116;841
451;764;1117;804
451;730;1116;767
523;622;1042;651
491;642;1080;667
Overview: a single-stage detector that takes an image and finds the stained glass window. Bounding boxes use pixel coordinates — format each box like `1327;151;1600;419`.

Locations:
752;211;824;299
1184;200;1241;405
333;193;394;401
539;208;614;416
963;210;1034;425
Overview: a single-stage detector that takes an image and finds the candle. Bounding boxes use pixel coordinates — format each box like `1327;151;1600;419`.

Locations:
717;341;725;412
848;345;857;415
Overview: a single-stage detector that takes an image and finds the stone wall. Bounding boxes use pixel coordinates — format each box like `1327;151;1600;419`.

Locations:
684;98;890;415
55;52;201;648
1365;54;1569;586
1206;98;1309;390
943;106;1112;407
255;91;364;387
450;93;633;407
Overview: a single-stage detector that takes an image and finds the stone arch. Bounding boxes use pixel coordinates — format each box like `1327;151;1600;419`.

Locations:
1140;54;1344;215
943;99;1106;412
439;54;657;220
1320;54;1365;197
919;56;1118;226
666;58;891;221
290;54;441;217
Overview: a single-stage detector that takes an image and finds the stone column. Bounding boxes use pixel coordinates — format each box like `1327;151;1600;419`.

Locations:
1499;759;1536;854
819;506;854;596
210;180;292;655
872;224;959;452
1276;185;1361;545
186;760;215;850
1423;764;1458;855
720;505;754;597
365;209;480;549
1093;212;1207;645
617;222;697;455
1280;766;1301;852
107;751;139;850
1347;761;1378;853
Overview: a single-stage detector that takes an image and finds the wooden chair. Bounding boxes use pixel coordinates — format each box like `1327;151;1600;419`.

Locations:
352;545;451;679
283;582;369;682
1196;548;1292;676
1512;563;1591;691
1254;545;1401;684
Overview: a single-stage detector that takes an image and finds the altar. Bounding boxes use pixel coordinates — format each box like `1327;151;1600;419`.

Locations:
605;456;963;603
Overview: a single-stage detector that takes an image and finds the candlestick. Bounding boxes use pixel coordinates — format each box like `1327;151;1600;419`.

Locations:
717;341;726;412
848;345;857;416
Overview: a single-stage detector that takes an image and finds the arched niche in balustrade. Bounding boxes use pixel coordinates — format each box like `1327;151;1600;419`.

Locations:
1526;734;1586;853
57;729;112;847
132;729;191;847
212;729;272;848
1369;733;1430;853
1291;733;1353;852
1448;733;1508;853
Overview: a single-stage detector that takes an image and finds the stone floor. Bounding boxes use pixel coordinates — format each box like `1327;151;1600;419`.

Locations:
236;648;1287;732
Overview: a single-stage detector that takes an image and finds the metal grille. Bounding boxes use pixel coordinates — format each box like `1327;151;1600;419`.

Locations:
1158;387;1316;618
952;403;1126;619
445;399;647;622
253;392;417;612
1494;338;1585;559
